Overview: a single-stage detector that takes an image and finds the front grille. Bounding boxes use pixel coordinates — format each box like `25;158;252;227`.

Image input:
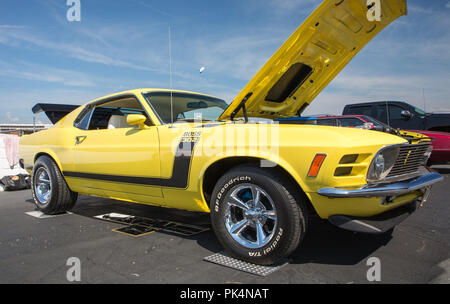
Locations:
386;143;430;178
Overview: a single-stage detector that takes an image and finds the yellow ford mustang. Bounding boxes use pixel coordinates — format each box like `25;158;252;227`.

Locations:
19;0;443;265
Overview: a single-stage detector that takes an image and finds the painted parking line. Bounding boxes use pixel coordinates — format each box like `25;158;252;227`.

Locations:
25;211;72;219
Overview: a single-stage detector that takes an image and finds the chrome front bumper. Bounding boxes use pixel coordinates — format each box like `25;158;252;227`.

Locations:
318;171;443;198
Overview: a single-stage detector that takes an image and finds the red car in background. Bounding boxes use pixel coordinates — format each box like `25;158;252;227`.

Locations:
314;115;450;165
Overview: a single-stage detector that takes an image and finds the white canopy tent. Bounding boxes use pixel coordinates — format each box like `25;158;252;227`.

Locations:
0;134;28;191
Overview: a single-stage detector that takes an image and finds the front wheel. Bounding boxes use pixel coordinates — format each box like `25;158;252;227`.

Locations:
210;166;308;265
31;156;78;215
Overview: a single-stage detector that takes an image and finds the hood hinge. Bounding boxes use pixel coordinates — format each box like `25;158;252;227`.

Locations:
230;92;252;123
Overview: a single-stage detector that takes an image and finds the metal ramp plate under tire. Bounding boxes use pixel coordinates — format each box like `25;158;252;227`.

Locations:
94;213;209;237
204;251;288;277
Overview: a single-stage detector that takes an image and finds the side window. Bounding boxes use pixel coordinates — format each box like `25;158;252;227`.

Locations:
347;106;372;116
388;105;405;120
74;107;94;130
316;119;334;126
377;105;387;122
75;96;153;131
89;107;113;130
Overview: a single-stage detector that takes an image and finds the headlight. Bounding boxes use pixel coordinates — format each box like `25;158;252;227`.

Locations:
422;145;433;165
367;146;399;182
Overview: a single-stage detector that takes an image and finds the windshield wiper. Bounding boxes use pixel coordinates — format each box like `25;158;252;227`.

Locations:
175;118;213;122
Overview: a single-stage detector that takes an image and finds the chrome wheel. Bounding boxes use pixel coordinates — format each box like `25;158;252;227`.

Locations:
34;167;51;205
224;184;277;249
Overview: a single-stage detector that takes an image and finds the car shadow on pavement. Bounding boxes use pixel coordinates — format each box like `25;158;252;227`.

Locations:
289;218;392;266
66;196;224;254
25;196;393;266
432;166;450;175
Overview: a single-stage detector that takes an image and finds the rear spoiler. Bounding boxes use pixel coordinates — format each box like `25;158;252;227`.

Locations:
32;103;80;124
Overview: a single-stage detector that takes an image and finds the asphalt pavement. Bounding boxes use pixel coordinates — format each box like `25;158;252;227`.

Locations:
0;166;449;284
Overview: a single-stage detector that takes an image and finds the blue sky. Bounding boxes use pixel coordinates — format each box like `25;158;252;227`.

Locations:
0;0;449;123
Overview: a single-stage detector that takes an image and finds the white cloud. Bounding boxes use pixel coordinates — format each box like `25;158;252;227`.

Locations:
0;25;28;29
0;26;164;73
134;0;172;17
6;112;19;123
0;1;448;123
303;92;369;116
193;34;282;81
446;2;450;9
0;60;95;87
0;88;109;124
408;5;433;14
270;0;318;10
302;72;450;116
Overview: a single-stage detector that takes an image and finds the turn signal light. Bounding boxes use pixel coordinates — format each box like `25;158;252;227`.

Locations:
308;154;326;177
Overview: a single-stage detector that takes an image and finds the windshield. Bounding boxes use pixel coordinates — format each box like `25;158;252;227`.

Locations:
413;106;426;115
143;92;228;124
361;115;397;133
361;115;387;128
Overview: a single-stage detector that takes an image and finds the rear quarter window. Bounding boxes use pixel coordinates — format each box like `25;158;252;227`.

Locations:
74;107;93;130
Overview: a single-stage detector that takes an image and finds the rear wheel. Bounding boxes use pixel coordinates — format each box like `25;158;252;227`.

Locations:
31;156;78;215
210;166;308;265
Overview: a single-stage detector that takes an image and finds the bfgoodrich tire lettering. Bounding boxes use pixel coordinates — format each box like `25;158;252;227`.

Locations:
210;166;308;265
31;156;78;215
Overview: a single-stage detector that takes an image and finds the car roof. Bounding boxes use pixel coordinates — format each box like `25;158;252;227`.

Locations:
344;101;406;107
85;88;224;106
316;115;367;120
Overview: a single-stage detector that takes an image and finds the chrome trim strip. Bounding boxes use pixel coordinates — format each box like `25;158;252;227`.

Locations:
318;172;443;198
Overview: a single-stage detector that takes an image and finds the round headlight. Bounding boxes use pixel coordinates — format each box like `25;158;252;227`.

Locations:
367;146;399;182
422;145;433;165
372;154;385;178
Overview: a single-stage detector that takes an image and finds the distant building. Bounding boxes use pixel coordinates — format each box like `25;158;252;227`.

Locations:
0;124;52;136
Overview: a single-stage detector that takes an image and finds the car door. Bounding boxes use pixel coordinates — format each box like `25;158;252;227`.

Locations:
405;104;427;130
376;103;423;130
69;96;163;198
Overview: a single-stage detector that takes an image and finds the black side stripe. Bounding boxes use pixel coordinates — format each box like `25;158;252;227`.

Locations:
64;137;198;189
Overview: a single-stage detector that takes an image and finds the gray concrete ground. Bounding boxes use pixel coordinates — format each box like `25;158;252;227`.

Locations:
0;166;449;284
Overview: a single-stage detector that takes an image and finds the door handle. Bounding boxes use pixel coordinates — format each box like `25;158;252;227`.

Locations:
75;136;87;145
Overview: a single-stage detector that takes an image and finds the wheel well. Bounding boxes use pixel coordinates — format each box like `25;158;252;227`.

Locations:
202;157;317;216
34;152;51;163
34;153;60;170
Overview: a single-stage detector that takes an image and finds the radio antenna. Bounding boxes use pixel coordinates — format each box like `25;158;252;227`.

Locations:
422;88;426;113
386;101;390;126
169;25;174;125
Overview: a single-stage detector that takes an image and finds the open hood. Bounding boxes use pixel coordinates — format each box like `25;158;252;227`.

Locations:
219;0;407;120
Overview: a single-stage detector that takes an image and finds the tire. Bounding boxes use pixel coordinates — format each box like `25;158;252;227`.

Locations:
31;155;78;215
210;165;308;265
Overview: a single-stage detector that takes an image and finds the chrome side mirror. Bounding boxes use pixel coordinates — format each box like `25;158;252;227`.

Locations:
400;110;412;120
